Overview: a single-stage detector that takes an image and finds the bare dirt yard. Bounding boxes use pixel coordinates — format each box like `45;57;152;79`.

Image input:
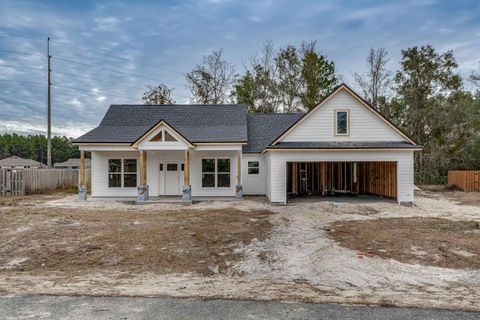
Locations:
1;189;480;311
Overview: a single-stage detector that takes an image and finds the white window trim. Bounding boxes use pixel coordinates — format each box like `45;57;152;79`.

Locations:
335;109;350;136
201;157;232;189
107;158;138;188
247;161;260;175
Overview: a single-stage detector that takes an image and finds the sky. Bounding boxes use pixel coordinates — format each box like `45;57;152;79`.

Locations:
0;0;479;138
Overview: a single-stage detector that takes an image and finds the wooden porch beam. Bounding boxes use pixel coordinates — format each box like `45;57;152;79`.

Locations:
79;150;85;185
184;150;190;186
139;150;147;185
236;151;241;185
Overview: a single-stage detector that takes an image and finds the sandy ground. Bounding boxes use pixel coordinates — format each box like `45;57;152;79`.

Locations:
1;191;480;311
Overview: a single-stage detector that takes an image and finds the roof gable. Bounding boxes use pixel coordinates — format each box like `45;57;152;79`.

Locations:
272;84;416;145
132;120;193;149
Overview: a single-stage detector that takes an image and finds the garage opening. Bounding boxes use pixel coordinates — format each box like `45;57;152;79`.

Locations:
286;162;397;201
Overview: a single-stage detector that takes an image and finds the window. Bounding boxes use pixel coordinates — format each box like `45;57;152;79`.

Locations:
167;163;178;171
202;158;231;188
150;131;163;141
248;161;259;174
108;159;137;188
149;129;178;142
164;131;176;141
217;159;231;187
335;110;349;135
202;159;215;187
123;159;137;187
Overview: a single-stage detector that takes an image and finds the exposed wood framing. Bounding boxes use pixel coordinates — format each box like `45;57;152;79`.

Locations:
79;150;85;185
184;150;190;186
236;151;241;185
287;161;397;199
139;150;147;185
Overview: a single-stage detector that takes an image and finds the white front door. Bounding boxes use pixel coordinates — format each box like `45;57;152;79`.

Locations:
165;162;180;195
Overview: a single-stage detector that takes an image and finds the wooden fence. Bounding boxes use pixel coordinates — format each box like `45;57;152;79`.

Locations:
0;168;91;196
0;169;25;196
448;171;480;192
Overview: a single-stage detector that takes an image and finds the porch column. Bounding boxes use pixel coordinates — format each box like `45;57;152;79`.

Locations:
182;150;192;202
236;150;243;200
78;150;87;201
137;150;149;201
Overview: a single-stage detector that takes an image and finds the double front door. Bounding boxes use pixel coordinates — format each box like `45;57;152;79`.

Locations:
159;162;184;196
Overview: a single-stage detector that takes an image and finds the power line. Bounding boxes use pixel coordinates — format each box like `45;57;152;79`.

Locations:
53;70;147;91
0;49;44;57
0;31;44;41
53;56;186;88
0;79;44;85
52;70;190;99
51;83;140;102
52;41;185;75
0;64;46;71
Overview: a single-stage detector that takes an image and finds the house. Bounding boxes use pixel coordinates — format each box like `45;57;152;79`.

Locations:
0;156;46;169
54;158;91;169
73;84;421;205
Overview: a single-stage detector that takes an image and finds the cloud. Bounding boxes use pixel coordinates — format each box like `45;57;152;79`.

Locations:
0;0;478;139
93;16;120;32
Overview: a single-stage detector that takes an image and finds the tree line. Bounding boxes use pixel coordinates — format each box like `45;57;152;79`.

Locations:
143;41;480;184
0;133;80;165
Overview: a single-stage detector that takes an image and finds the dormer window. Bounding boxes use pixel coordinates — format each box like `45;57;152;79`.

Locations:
335;110;349;135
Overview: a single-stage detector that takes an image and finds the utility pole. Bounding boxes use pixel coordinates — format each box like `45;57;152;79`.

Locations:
47;37;52;168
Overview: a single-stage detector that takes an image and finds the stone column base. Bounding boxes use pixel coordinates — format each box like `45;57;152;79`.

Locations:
236;185;243;200
137;185;149;202
182;185;192;201
78;185;87;201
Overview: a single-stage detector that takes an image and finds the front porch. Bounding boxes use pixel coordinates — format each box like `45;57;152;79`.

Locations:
78;148;243;202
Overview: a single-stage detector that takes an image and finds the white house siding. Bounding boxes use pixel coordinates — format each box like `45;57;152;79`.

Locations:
265;152;272;200
241;154;266;195
91;151;140;197
281;90;405;142
189;150;238;197
265;150;414;205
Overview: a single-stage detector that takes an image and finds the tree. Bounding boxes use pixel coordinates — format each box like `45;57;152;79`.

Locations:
393;45;462;183
354;48;392;111
142;84;175;104
0;133;80;164
299;41;337;111
232;40;337;112
232;40;278;112
186;49;236;104
275;45;302;112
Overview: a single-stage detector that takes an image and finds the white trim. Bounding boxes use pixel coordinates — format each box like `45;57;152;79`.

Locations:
107;158;138;189
263;148;421;153
79;145;136;151
195;144;243;151
247;160;260;175
132;120;194;148
200;157;232;189
334;109;350;136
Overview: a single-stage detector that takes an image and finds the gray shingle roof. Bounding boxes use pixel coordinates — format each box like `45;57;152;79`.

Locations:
74;104;248;143
0;156;45;167
243;113;304;153
268;141;422;149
